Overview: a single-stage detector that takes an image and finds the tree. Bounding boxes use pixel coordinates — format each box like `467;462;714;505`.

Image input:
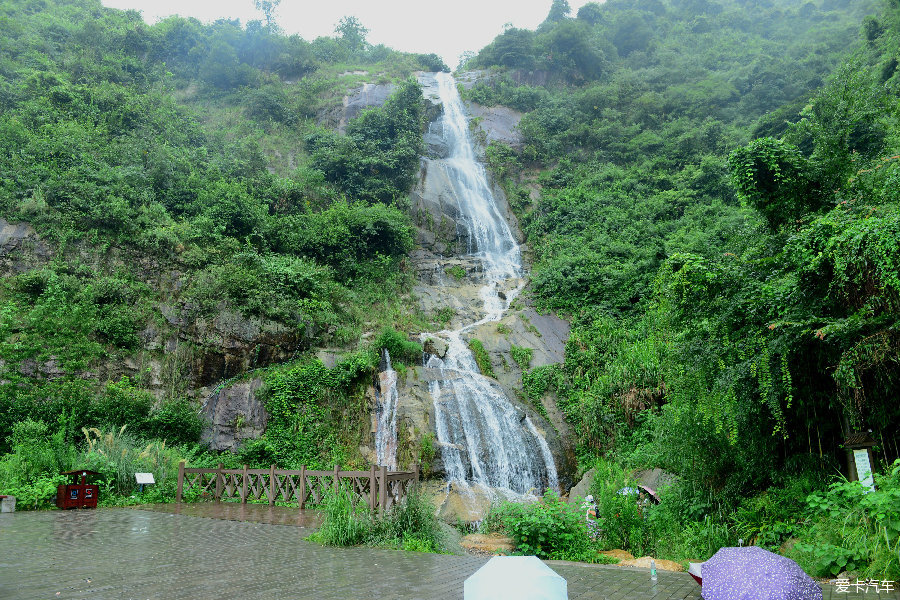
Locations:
477;28;536;69
576;2;604;25
547;0;572;22
334;16;369;54
546;21;606;81
540;0;572;30
611;11;653;57
253;0;281;33
457;50;475;70
727;137;818;229
415;53;449;72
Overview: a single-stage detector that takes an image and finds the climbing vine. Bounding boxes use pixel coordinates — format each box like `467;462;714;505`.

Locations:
261;351;375;468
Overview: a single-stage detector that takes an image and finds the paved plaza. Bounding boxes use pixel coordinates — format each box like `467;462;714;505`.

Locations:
0;507;894;600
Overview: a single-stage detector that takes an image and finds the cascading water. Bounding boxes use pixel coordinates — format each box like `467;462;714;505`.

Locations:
374;349;399;469
424;72;558;499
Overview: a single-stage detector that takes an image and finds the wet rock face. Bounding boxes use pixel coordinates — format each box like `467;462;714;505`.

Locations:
389;73;575;523
337;83;396;133
423;336;448;359
201;378;268;451
411;74;525;260
318;81;405;134
0;216;308;402
174;306;305;389
0;218;51;272
467;103;524;149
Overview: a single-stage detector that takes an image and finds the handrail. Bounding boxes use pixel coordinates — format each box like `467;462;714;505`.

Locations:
176;462;420;511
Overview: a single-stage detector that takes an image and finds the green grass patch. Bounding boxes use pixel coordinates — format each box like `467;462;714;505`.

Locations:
467;338;495;378
445;265;466;281
510;345;533;371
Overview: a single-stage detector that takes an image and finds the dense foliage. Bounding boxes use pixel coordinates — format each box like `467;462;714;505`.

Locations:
472;0;899;577
0;0;434;503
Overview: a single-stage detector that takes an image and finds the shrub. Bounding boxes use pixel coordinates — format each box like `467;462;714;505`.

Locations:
790;461;900;580
445;265;466;281
495;491;595;561
467;338;495;378
79;426;186;497
378;486;442;552
588;458;652;555
92;377;153;433
313;485;375;547
510;345;534;371
0;417;75;509
146;399;203;445
375;328;423;365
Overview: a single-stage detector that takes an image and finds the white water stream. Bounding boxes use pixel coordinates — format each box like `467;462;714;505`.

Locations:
422;73;558;498
375;349;399;469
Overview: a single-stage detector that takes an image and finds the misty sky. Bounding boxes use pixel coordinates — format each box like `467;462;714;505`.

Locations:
101;0;595;68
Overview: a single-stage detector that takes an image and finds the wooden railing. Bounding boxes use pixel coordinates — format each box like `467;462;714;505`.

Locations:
176;462;419;511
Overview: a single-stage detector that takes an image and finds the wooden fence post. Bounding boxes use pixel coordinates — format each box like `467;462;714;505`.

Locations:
215;462;223;502
241;464;248;503
379;465;387;512
369;464;376;510
413;463;420;484
268;464;276;506
333;464;340;495
298;466;306;510
176;460;185;503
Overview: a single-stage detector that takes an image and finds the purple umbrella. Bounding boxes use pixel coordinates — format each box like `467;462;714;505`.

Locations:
701;546;823;600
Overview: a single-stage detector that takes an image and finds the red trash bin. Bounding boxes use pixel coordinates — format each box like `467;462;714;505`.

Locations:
56;470;101;509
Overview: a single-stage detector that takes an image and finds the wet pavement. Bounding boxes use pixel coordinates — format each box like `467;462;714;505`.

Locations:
0;507;894;599
136;501;323;529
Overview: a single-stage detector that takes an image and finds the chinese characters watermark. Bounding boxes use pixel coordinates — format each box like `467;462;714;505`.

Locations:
835;578;895;594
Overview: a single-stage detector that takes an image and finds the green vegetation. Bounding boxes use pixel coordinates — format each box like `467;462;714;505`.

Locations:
470;0;899;578
509;344;533;370
444;264;466;281
0;0;436;507
0;0;897;577
791;462;900;579
375;328;423;366
0;414;200;508
310;485;444;552
256;351;374;469
481;490;618;563
466;338;495;378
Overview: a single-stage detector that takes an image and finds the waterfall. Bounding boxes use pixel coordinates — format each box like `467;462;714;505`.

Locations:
424;72;558;498
375;349;399;469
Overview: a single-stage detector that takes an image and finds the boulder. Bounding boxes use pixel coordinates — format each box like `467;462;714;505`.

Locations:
201;378;268;451
633;468;676;493
423;480;544;524
568;468;596;504
0;217;52;273
424;337;449;359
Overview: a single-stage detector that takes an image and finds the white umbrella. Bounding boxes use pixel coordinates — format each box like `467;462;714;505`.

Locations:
464;556;568;600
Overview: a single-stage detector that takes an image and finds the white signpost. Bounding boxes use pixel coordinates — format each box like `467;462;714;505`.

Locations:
852;449;875;493
135;472;155;493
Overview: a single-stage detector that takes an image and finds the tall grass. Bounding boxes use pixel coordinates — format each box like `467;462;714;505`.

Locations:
80;425;185;496
311;484;444;552
315;485;375;546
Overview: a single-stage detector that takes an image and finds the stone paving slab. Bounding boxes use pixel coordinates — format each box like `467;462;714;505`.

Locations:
0;509;895;600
